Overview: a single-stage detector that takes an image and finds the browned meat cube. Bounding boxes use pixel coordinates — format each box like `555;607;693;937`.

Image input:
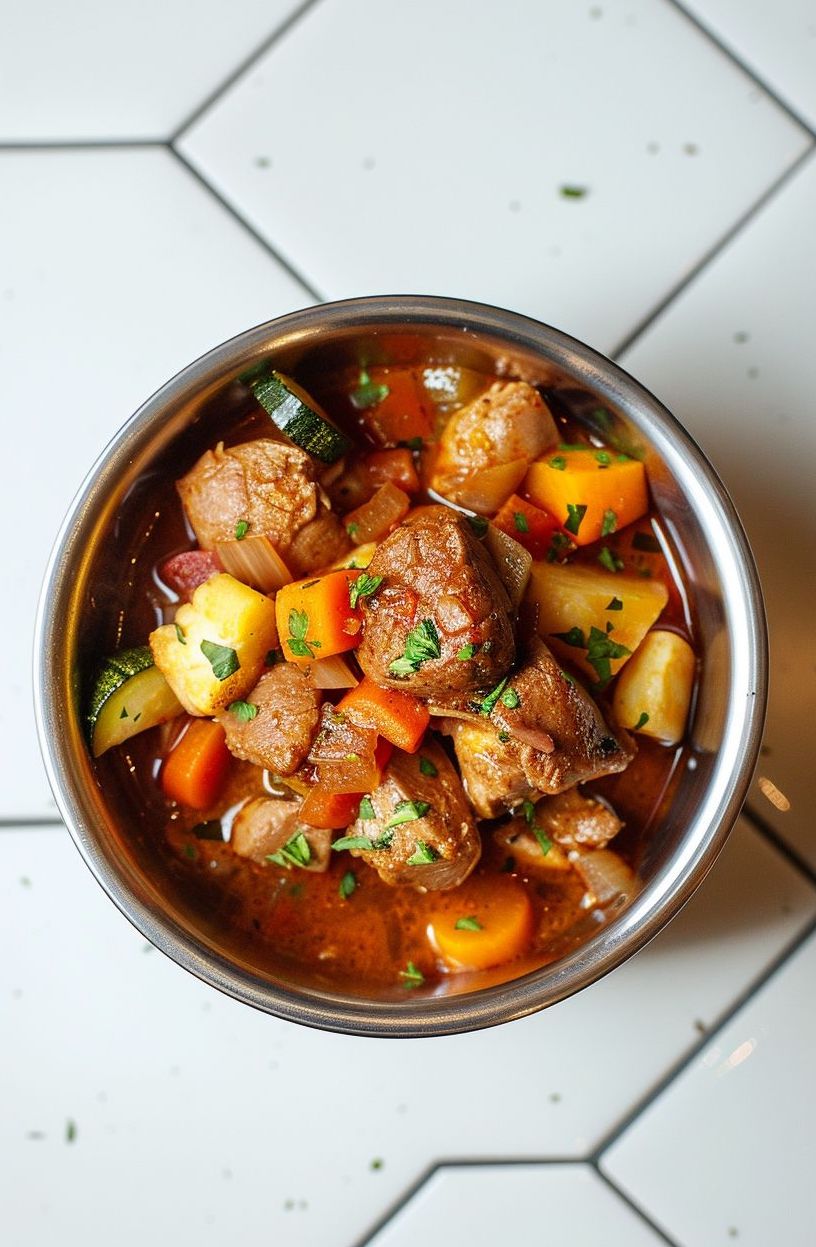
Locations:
533;788;623;850
307;703;381;794
357;506;515;697
432;380;558;483
338;740;481;890
216;663;321;777
230;797;331;871
441;718;535;818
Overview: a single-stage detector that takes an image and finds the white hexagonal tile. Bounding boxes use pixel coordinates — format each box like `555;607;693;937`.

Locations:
619;150;816;869
0;147;309;818
178;0;810;354
603;925;816;1246
2;817;813;1246
682;0;816;131
0;1;306;140
366;1164;664;1247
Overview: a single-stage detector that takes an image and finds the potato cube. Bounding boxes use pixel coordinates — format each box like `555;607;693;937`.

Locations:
612;629;696;744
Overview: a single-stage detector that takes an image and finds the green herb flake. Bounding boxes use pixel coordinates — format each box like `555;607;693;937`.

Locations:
479;677;509;716
419;755;438;777
287;607;320;659
234;519;249;541
606;596;624;611
549;455;567;471
351;367;390;410
598;546;624;573
501;687;521;709
347;521;360;538
200;639;240;681
551;626;586;649
595;451;611;468
585;625;632;688
560;670;576;686
533;827;553;856
522;799;536;826
498;730;511;743
454;915;482;931
332;834;375;852
385;799;431;829
175;623;186;645
388;618;440;678
546;532;572;562
467;515;488;537
399;961;424;988
266;830;312;870
407;840;438;866
601;509;618;537
399;436;424;451
358;795;376;821
457;643;479;661
228;699;258;723
183;844;198;860
513;511;529;533
349;572;384;610
119;707;128;719
370;1157;384;1171
565;503;588;536
133;713;141;723
65;1120;77;1144
339;870;357;899
633;711;650;731
560;184;588;198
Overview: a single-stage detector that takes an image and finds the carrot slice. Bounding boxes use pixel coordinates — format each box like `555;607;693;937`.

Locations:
338;677;429;754
344;482;410;545
275;570;363;665
364;448;420;494
525;449;648;546
299;789;362;829
161;717;231;810
493;493;559;559
428;876;533;970
357;367;435;446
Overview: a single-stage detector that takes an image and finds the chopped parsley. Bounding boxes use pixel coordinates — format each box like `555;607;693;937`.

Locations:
266;831;311;870
549;455;567;471
632;531;661;553
479;676;509;716
407;840;438;866
385;799;431;829
350;367;389;410
454;915;482;931
606;597;624;611
547;532;572;562
287;608;321;659
389;618;440;678
521;800;552;856
559;670;575;686
349;573;383;610
595;451;611;468
358;796;376;821
398;436;424;451
228;699;258;723
467;515;488;537
65;1119;77;1144
175;623;186;645
419;755;438;777
498;730;511;742
200;640;240;681
552;626;586;648
522;799;536;826
501;686;521;709
347;521;360;538
120;707;128;719
234;519;249;540
183;843;198;860
633;711;650;730
399;961;424;988
333;828;394;852
457;642;479;661
586;625;631;688
601;509;618;537
339;870;357;899
565;503;588;536
598;546;624;573
560;184;588;198
513;511;529;533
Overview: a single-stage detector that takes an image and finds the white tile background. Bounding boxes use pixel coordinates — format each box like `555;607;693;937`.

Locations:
2;1;814;1243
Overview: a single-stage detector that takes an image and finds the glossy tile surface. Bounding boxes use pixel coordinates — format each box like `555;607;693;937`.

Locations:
179;0;809;352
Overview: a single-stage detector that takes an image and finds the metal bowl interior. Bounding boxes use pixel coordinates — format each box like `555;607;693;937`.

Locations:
34;296;767;1037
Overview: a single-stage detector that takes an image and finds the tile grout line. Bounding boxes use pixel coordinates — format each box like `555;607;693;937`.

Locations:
610;142;815;359
591;1164;684;1247
169;0;327;143
664;0;816;144
349;1162;438;1247
588;911;816;1164
0;138;166;150
741;802;816;889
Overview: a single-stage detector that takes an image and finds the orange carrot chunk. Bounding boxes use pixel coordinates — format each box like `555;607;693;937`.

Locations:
354;367;435;447
299;789;362;829
492;493;560;559
364;448;420;494
275;570;363;665
525;449;648;547
161;717;231;810
428;876;534;971
338;677;429;754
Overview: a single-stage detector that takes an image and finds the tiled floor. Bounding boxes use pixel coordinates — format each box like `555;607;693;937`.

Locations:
2;2;813;1244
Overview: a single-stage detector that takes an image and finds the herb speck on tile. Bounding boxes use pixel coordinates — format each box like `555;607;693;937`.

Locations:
254;156;271;169
370;1157;384;1171
560;184;588;199
65;1119;77;1143
549;1092;562;1103
683;142;699;155
19;876;31;887
733;331;750;344
694;1019;707;1035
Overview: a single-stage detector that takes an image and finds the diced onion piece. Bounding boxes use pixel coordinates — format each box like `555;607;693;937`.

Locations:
344;482;410;544
612;629;695;745
571;848;637;908
307;655;360;690
215;534;293;593
484;523;532;609
436;459;528;514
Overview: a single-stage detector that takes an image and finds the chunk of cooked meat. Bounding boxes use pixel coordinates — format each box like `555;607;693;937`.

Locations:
357;506;515;696
307;703;381;793
493;818;573;875
441;718;534;818
176;438;350;573
340;740;481;890
216;663;321;776
432;381;558;483
433;637;634;795
533;788;623;850
159;549;222;601
231;796;330;871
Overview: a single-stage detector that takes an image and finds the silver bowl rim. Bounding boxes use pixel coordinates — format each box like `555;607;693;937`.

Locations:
33;294;767;1037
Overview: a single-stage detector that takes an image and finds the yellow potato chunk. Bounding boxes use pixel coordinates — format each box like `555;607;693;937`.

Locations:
612;629;696;744
526;561;668;682
150;573;278;716
331;541;377;569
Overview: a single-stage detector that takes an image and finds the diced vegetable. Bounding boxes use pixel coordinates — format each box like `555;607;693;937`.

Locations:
214;534;293;592
150;573;279;716
437;459;528;514
420;365;489;412
364;448;420;494
86;646;183;757
612;629;696;744
159;550;222;601
162;718;232;810
251;370;352;464
306;654;360;690
571;848;637;907
307;707;391;793
275;570;363;664
428;876;533;970
337;677;430;754
525;449;648;546
331;541;377;570
299;789;362;830
343;482;410;545
494;822;573;875
353;367;435;446
492;493;559;559
484;524;532;609
526;562;668;683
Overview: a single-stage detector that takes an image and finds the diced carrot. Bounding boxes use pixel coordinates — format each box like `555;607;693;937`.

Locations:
428;876;533;971
357;367;435;447
299;789;362;829
275;570;363;665
161;717;231;810
344;482;410;545
492;493;560;559
525;449;648;547
338;677;429;754
364;449;420;494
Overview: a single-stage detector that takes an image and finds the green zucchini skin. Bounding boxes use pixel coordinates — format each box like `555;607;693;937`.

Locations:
252;371;352;464
85;646;155;735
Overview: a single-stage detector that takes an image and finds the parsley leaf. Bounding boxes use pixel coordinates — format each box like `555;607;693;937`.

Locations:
522;799;536;826
565;503;588;536
200;640;240;681
551;626;586;648
419;755;438;777
385;799;431;829
513;511;529;533
333;829;394;852
467;515;488;537
349;573;383;610
399;961;424;988
457;643;479;661
560;184;588;198
407;840;438;866
559;669;576;686
479;677;509;716
454;915;482;931
606;597;624;611
501;687;521;709
350;367;390;410
633;711;650;730
585;625;631;688
235;519;249;540
228;699;258;723
533;827;553;856
266;831;311;869
287;607;320;659
598;546;624;573
498;730;511;742
120;707;128;719
595;451;611;468
547;532;572;562
388;618;440;678
339;870;357;899
175;623;186;645
398;436;424;451
549;455;567;471
601;509;618;537
347;521;360;538
358;796;376;821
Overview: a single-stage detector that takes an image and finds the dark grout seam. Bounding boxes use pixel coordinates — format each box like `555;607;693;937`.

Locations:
169;0;326;143
0;139;166;150
610;142;815;359
592;1165;684;1247
741;803;816;889
665;0;816;144
589;911;816;1164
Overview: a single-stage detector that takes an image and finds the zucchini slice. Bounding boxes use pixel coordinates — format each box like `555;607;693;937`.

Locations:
86;646;183;758
251;371;352;464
